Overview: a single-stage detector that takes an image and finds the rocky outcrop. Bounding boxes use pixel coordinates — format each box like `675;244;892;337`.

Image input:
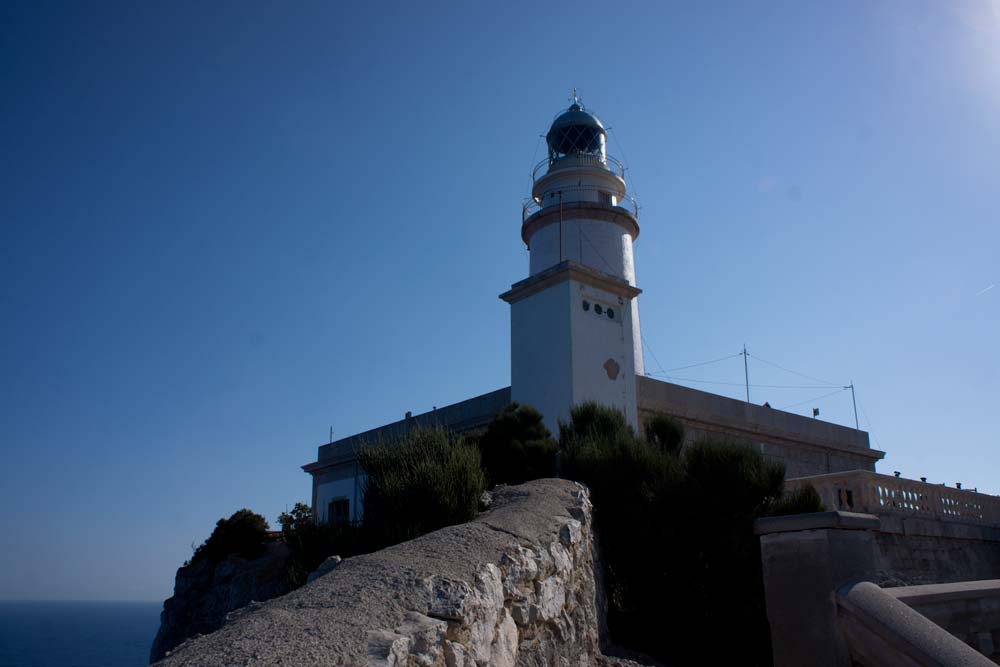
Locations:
149;541;294;663
152;479;652;666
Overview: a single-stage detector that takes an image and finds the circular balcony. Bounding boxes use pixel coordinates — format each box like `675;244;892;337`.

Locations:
531;153;627;183
521;185;640;225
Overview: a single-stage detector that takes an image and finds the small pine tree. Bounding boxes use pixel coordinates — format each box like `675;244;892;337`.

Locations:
478;402;558;486
643;413;685;457
192;509;270;564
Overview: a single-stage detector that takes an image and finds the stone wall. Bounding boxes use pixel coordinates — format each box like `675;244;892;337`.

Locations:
153;479;650;667
755;511;1000;666
874;516;1000;586
636;375;883;478
785;470;1000;586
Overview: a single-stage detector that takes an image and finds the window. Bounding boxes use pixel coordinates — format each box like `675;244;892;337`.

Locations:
582;300;590;311
607;308;615;319
598;191;612;205
594;304;603;315
327;499;350;526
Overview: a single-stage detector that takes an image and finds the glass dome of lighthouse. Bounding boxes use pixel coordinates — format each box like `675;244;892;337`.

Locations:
545;93;607;162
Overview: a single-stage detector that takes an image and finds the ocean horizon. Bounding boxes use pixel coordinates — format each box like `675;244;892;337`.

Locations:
0;600;162;667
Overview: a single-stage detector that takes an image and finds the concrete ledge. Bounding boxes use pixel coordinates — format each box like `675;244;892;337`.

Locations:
878;515;1000;542
499;260;641;305
836;581;994;666
886;580;1000;606
755;511;881;536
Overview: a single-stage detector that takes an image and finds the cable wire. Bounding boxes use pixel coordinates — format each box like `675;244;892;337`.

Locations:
779;388;849;411
608;126;639;201
579;228;619;277
859;402;882;450
648;374;848;390
746;352;842;387
665;352;743;373
525;134;543;198
641;336;668;377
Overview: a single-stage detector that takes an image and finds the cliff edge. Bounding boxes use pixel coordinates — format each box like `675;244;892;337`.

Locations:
150;540;294;662
152;478;649;666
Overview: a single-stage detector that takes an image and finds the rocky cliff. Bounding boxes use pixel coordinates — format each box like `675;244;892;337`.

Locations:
152;479;651;666
150;541;294;663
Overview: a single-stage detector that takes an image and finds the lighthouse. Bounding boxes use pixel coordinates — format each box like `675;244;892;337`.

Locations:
305;94;883;526
501;95;644;434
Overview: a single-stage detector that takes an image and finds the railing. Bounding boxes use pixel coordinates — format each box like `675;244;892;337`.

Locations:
521;186;640;224
531;153;627;182
836;581;995;665
786;469;1000;526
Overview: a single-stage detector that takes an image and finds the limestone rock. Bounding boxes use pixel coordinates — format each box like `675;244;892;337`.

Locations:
394;611;447;666
489;607;519;667
367;629;411;666
149;541;293;663
537;575;566;621
306;554;342;584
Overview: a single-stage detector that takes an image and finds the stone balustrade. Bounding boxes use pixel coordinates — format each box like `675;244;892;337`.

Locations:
786;470;1000;526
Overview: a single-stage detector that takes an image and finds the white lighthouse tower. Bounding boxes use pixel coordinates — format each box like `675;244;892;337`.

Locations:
501;95;644;434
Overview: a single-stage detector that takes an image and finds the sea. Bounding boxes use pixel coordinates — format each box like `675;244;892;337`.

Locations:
0;601;162;667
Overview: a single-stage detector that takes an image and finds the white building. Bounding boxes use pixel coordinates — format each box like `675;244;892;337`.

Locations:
303;99;882;525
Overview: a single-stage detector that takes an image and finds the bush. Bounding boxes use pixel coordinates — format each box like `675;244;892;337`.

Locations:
559;403;823;666
192;509;270;564
560;404;680;622
478;402;558;486
358;427;485;550
643;412;685;456
278;503;364;587
767;483;823;517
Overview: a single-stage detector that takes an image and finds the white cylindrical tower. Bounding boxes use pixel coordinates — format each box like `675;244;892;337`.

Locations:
520;100;645;376
503;97;646;434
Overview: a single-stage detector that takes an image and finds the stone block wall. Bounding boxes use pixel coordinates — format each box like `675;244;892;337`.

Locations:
636;375;883;478
756;511;1000;666
874;516;1000;586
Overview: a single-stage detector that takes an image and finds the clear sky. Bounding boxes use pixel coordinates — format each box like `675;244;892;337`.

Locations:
1;1;997;602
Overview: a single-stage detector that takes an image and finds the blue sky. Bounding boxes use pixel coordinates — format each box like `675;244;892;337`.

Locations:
1;1;997;601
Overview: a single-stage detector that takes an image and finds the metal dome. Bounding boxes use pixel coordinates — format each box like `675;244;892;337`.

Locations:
546;102;607;158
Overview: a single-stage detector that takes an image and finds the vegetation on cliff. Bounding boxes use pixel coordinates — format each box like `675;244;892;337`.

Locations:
189;508;271;565
559;402;822;666
473;401;558;486
358;426;485;550
161;403;821;665
278;503;364;587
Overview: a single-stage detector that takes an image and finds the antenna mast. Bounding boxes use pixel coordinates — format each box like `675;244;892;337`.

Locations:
850;382;859;430
742;344;750;403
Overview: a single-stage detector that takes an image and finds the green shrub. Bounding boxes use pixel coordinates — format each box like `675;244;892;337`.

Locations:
478;402;558;486
358;427;485;550
559;403;823;666
767;483;824;516
192;509;270;564
278;502;364;587
643;413;685;457
560;404;681;616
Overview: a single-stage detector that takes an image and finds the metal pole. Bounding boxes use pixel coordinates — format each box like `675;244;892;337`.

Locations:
558;190;563;263
850;381;859;430
743;344;750;403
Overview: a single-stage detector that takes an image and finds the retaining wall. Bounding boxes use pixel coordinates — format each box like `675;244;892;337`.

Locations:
153;479;646;667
